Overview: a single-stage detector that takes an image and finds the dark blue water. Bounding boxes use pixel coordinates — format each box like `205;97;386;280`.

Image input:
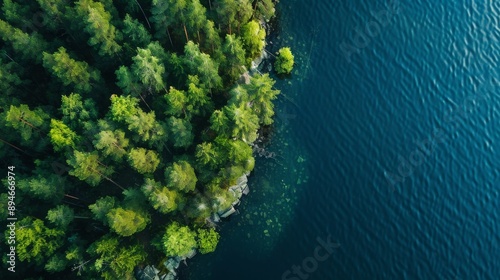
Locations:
186;0;500;279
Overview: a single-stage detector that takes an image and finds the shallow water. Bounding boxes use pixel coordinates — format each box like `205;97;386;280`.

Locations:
186;0;499;279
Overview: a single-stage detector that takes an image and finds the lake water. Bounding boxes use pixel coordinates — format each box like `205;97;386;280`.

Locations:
185;0;500;279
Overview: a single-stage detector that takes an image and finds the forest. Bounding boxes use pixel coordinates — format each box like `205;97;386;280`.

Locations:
0;0;287;279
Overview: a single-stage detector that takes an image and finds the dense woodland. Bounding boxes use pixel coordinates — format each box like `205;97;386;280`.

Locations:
0;0;283;279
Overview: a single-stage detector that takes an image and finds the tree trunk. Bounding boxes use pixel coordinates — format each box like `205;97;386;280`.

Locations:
183;24;189;42
166;28;174;48
135;0;151;28
0;138;26;153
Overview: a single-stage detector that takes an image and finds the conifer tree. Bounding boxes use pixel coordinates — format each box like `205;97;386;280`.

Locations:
42;47;101;93
16;217;65;265
106;207;150;236
49;119;79;151
5;104;48;142
167;116;194;148
74;0;122;56
128;147;160;174
0;19;49;63
165;160;197;193
66;150;114;187
162;222;197;257
88;235;146;279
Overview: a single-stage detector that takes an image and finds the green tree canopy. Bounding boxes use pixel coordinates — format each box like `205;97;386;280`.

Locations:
128;147;160;174
14;217;65;265
75;0;122;56
67;150;114;186
275;47;295;75
241;20;266;61
162;222;197;257
167;116;194;148
89;196;116;225
42;47;101;93
197;228;220;254
88;235;146;280
5;104;48;142
106;207;150;236
93;129;129;161
165;160;198;193
0;19;49;63
60;93;98;130
46;205;75;229
49;119;79;151
245;73;280;125
142;179;180;214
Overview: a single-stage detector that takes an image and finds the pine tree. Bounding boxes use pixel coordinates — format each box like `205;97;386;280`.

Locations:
106;207;150;236
60;93;98;130
74;0;122;56
5;104;48;142
162;222;197;257
132;47;166;93
49;119;79;151
244;73;280;125
167;116;194;148
46;205;75;229
93;129;129;162
66;150;114;187
88;235;147;279
221;34;246;81
16;217;65;265
165;160;197;193
42;47;101;93
0;19;49;63
127;147;160;174
89;196;116;225
241;20;266;60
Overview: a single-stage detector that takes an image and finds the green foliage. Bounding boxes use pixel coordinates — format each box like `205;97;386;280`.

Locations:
49;119;78;151
221;34;246;81
14;217;65;264
5;104;48;142
184;41;222;90
109;94;139;122
226;102;259;143
75;0;122;56
89;196;116;225
275;47;295;75
106;207;150;236
132;47;166;92
122;14;151;49
168;116;194;148
142;179;180;214
60;93;97;129
0;19;49;63
17;174;65;202
245;73;280;125
0;0;283;275
241;20;266;61
255;0;276;22
128;147;160;174
162;222;197;257
197;228;220;254
93;129;129;161
42;47;101;93
45;253;68;273
67;150;114;186
165;160;198;193
47;205;75;229
196;142;221;169
88;235;146;280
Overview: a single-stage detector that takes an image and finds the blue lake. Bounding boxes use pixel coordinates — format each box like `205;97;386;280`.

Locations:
185;0;500;279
